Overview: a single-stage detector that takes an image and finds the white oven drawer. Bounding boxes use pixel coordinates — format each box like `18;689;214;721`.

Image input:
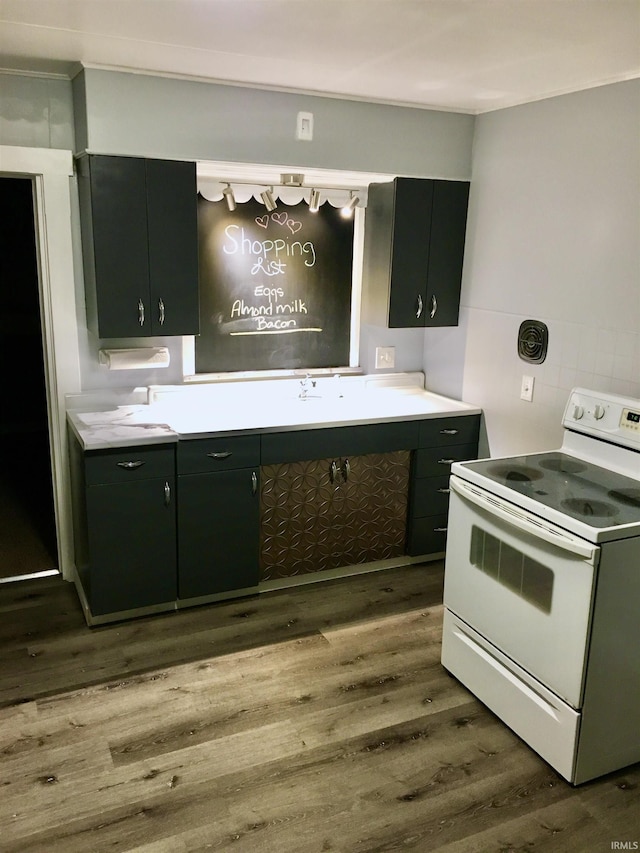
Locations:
442;609;579;783
444;479;599;708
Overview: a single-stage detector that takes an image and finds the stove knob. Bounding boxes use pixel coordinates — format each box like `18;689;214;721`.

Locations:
573;405;584;420
594;404;606;420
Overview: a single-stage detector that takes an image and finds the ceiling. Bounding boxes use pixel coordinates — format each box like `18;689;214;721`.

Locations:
1;0;639;114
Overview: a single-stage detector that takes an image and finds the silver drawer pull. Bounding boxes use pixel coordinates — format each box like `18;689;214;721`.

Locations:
434;527;448;533
251;471;258;496
158;298;165;325
207;451;232;459
438;458;456;465
430;294;437;319
416;294;423;319
341;458;350;481
116;460;145;469
329;460;338;484
138;298;145;326
437;488;451;494
440;429;458;435
164;481;171;506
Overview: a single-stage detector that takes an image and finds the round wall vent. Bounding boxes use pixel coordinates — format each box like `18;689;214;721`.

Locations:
518;320;548;364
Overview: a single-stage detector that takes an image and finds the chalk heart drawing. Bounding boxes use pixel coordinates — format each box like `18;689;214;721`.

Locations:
255;215;270;229
287;219;302;234
271;212;288;226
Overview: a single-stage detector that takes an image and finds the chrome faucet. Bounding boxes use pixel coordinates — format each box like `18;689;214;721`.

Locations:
299;373;316;400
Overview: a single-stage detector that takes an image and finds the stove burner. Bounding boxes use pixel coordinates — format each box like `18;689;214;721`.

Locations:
489;465;544;484
561;498;618;518
539;458;587;474
608;489;640;509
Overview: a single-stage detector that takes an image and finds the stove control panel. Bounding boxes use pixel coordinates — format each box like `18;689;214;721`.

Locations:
564;388;640;451
622;408;640;433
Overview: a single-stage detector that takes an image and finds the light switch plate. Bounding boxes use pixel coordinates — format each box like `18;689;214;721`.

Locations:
375;346;395;369
296;111;314;141
520;374;535;402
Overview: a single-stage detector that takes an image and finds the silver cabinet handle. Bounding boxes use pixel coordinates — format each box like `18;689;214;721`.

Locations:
440;429;458;435
158;298;165;326
437;488;451;494
430;294;437;319
341;458;351;481
434;527;448;533
329;460;338;484
138;298;145;326
207;451;232;459
438;459;456;465
116;460;144;469
416;294;423;319
251;471;258;496
164;481;171;506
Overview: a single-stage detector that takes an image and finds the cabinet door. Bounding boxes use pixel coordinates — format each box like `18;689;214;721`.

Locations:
86;477;176;615
146;159;200;336
260;451;410;580
88;156;151;338
424;180;469;327
387;178;434;328
178;468;260;599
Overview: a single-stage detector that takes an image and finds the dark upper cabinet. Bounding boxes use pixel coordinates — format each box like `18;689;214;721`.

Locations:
77;154;199;339
362;177;470;329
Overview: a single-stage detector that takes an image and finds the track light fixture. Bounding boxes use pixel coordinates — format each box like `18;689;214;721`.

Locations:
308;188;320;213
222;183;236;211
260;187;277;211
213;179;365;213
341;191;359;218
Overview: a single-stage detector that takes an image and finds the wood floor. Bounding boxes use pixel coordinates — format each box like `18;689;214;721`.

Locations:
1;563;638;852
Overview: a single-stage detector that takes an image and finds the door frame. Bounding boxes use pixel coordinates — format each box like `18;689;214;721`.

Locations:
1;146;81;580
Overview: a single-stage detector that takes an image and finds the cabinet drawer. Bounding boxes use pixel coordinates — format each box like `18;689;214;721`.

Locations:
419;415;480;448
407;514;449;556
414;442;478;478
178;434;260;474
261;421;419;465
85;444;175;485
410;474;451;518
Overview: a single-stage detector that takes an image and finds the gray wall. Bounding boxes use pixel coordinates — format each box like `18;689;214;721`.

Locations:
0;72;75;150
74;69;474;178
69;68;474;388
425;79;640;457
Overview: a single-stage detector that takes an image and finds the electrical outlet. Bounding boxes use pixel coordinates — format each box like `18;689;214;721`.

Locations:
520;375;535;402
375;346;395;369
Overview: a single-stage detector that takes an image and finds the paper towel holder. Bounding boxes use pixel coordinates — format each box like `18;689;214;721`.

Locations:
99;347;171;370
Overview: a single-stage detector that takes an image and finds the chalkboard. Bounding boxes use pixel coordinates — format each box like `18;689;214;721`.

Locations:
195;196;354;373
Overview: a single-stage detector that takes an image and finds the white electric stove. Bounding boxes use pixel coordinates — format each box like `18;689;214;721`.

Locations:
441;388;640;784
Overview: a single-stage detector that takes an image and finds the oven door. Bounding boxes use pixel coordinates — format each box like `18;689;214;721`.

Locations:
444;475;599;708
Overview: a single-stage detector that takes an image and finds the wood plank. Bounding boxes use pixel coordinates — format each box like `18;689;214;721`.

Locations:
0;561;638;853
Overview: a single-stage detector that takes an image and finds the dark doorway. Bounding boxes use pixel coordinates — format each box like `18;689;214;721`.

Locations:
0;176;58;581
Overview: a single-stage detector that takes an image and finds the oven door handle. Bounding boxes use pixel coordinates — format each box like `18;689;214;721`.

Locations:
450;476;597;562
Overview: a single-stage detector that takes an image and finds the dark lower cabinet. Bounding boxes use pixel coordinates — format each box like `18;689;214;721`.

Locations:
178;469;260;599
177;436;261;600
69;412;481;624
86;477;177;615
69;441;178;619
406;415;480;556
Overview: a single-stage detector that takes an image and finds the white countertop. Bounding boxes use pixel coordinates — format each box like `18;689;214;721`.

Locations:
67;374;481;451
